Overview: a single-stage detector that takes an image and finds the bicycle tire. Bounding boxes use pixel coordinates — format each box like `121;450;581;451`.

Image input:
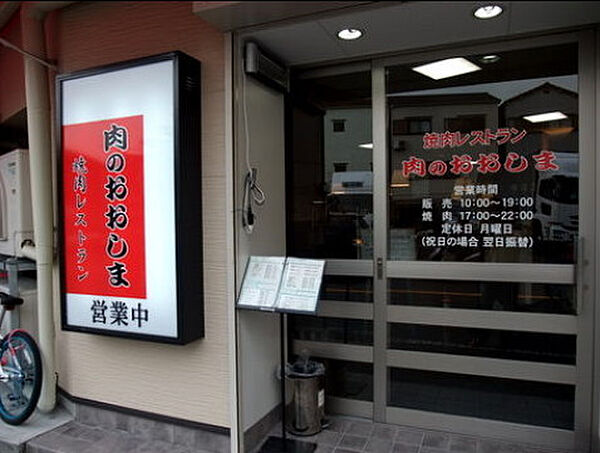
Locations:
0;331;42;425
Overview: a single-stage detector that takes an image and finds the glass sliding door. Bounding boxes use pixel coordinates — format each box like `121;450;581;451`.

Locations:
287;68;375;417
378;37;591;450
286;32;594;452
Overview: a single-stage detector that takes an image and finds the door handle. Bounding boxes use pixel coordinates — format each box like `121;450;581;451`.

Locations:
575;236;584;314
376;257;383;280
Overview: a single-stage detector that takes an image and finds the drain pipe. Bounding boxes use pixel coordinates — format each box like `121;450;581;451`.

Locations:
20;3;56;412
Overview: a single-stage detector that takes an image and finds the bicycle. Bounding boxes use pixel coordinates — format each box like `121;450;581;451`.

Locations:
0;292;42;425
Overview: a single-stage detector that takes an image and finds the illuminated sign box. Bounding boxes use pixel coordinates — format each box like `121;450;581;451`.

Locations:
57;52;203;344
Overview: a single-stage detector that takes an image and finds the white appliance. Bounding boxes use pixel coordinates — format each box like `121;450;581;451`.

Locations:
329;171;373;195
0;149;33;257
0;278;37;338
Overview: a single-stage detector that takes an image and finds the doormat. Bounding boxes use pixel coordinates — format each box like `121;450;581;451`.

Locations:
258;436;316;453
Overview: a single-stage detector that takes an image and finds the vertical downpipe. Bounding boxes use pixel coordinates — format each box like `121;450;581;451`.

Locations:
20;3;56;412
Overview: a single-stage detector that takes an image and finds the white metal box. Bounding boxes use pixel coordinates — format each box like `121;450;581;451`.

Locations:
0;149;33;257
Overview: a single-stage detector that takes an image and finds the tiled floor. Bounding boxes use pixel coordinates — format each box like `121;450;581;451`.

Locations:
265;416;576;453
26;422;200;453
26;420;231;453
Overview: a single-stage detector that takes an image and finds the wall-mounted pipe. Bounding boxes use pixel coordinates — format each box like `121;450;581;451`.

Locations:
20;2;56;413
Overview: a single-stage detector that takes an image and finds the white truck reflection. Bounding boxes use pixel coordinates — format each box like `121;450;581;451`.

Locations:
533;152;578;242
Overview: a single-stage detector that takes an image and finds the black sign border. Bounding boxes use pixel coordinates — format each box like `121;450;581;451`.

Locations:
56;51;204;344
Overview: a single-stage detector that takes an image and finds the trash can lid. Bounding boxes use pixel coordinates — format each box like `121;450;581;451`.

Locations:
286;360;325;378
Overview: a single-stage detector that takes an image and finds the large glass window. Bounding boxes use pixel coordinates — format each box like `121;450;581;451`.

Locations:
287;70;375;406
284;40;583;436
383;42;579;434
287;70;372;260
387;44;578;264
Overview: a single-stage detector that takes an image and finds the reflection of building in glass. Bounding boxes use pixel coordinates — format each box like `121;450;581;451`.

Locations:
289;81;579;263
389;93;500;201
292;105;375;260
286;76;374;260
502;82;578;153
388;93;500;261
323;109;372;191
385;81;578;264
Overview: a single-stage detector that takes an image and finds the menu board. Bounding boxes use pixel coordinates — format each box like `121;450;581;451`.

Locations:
237;256;325;314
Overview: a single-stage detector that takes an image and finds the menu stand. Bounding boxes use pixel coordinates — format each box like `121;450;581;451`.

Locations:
237;257;325;453
258;313;315;453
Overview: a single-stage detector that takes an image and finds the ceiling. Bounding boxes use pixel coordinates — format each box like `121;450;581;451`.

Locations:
217;1;600;67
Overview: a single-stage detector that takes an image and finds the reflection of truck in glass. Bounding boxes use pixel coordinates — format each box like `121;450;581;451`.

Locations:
533;152;578;242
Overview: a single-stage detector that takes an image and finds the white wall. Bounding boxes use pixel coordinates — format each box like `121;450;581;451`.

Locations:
235;73;286;431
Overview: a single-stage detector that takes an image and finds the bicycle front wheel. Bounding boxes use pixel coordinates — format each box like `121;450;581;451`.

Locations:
0;331;42;425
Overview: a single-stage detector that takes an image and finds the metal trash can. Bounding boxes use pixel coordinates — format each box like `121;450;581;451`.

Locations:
285;356;325;437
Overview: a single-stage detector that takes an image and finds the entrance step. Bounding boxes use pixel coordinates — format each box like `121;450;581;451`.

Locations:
0;404;73;453
25;396;231;453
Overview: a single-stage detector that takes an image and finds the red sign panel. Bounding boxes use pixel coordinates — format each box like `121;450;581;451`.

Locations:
63;115;147;299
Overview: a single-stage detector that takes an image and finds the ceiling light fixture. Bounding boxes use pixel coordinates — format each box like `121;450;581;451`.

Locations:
523;111;568;123
412;57;481;80
480;54;500;64
473;5;504;19
337;28;363;41
359;143;373;149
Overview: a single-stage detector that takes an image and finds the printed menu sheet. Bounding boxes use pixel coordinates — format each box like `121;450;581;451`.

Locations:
275;258;325;313
237;256;286;310
237;256;325;314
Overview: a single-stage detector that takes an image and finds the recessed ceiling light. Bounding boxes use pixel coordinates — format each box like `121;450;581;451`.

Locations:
337;28;363;41
480;54;500;64
523;111;568;123
412;57;481;80
473;5;504;19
